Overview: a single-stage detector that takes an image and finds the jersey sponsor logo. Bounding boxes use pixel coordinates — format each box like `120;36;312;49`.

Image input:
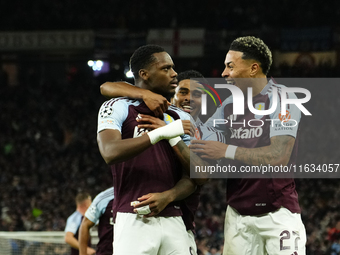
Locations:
100;105;114;118
99;119;115;125
278;110;291;122
133;126;151;138
230;126;263;139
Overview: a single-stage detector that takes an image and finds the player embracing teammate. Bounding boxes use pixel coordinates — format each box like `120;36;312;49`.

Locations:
96;37;307;255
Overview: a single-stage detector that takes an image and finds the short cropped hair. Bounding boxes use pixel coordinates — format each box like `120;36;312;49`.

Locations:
177;70;204;83
75;192;91;205
229;36;272;75
129;45;166;79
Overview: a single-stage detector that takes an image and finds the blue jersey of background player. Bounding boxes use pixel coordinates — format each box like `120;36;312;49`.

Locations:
79;187;114;255
64;192;94;255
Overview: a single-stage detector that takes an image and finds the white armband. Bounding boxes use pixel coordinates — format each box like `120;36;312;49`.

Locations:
135;205;151;215
147;119;184;145
131;201;151;215
168;136;182;147
225;145;238;160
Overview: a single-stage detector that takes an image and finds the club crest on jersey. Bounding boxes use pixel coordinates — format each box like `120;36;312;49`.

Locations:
254;103;265;119
133;126;151;138
100;105;114;118
164;113;174;124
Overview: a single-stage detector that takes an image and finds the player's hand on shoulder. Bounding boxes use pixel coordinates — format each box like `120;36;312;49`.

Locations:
190;140;228;160
142;90;170;118
181;120;195;136
137;114;166;130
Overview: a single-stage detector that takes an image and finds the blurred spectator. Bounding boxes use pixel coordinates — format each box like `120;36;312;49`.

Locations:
328;218;340;243
0;0;338;31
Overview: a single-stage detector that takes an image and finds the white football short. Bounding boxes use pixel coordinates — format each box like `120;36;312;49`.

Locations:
223;206;306;255
113;212;192;255
187;230;198;255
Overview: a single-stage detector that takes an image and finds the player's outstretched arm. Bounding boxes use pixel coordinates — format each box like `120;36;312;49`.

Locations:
133;175;196;217
235;135;295;166
97;120;189;165
100;81;170;118
79;217;96;255
190;135;295;166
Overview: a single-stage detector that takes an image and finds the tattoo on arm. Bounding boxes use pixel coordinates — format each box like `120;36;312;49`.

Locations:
173;141;190;174
172;141;210;184
236;136;295;166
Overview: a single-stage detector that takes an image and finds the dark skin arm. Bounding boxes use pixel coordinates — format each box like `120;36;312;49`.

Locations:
100;81;170;118
97;121;192;165
134;175;196;217
97;129;153;165
190;135;295;166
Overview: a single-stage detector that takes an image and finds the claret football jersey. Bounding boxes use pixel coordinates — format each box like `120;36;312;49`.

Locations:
97;98;191;218
206;79;301;215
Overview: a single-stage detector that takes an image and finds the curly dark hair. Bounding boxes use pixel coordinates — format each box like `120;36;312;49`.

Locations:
129;44;166;80
229;36;272;75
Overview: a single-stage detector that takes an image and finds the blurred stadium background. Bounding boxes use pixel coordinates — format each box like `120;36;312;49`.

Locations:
1;0;340;254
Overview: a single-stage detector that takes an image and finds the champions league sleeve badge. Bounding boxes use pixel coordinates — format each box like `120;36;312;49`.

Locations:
100;105;114;118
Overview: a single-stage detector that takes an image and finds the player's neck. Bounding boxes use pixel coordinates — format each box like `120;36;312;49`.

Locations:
138;81;158;95
250;76;268;97
77;206;86;216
